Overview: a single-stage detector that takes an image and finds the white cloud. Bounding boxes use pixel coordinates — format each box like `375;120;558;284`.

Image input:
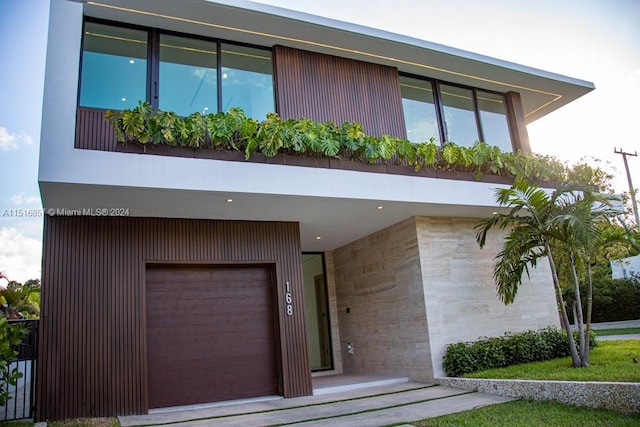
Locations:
0;227;42;283
629;68;640;82
0;126;33;150
8;193;41;206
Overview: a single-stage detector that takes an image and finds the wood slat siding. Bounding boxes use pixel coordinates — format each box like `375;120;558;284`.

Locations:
505;91;531;153
36;216;311;421
75;107;118;151
273;45;407;138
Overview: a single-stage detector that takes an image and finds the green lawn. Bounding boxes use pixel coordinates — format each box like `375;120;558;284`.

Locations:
464;339;640;382
411;399;640;427
595;327;640;336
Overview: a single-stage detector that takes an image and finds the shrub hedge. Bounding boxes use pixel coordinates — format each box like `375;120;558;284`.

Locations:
442;327;598;377
588;277;640;323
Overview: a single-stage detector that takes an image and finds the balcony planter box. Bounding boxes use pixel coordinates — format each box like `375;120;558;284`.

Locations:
145;144;195;158
195;149;246;162
329;158;387;173
386;163;439;179
114;142;147;154
436;169;478;182
115;143;195;158
267;154;331;168
477;173;515;185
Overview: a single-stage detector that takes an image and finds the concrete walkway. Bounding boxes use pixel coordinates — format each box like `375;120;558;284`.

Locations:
598;334;640;340
119;380;512;427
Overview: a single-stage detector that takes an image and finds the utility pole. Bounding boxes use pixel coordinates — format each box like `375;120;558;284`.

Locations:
614;147;639;225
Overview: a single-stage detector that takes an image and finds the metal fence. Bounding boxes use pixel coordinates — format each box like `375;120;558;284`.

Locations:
1;319;38;421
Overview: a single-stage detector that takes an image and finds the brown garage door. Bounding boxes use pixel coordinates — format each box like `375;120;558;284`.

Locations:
146;265;279;409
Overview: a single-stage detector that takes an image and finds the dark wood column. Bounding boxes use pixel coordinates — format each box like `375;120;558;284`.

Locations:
505;91;531;152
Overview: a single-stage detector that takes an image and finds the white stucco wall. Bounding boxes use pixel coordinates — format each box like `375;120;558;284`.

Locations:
611;254;640;279
416;217;560;377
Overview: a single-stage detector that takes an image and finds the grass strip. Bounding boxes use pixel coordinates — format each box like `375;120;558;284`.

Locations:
595;328;640;336
465;340;640;382
129;384;439;426
410;399;640;426
265;390;476;427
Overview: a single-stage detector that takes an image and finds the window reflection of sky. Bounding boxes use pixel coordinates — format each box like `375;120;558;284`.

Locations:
80;53;147;110
222;69;274;119
80;24;275;119
160;64;217;116
402;98;439;144
401;78;513;150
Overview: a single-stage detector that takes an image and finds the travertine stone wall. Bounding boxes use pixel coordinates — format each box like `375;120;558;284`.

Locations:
333;218;433;381
332;216;559;380
416;217;560;377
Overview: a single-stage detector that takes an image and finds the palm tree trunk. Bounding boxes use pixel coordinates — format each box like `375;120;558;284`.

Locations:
546;244;581;367
569;249;588;366
584;262;594;365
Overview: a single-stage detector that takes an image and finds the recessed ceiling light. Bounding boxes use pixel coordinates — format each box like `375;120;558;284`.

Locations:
376;205;384;210
129;59;135;64
226;198;234;203
315;236;322;240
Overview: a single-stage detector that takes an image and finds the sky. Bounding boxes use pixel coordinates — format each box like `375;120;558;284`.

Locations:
0;0;639;283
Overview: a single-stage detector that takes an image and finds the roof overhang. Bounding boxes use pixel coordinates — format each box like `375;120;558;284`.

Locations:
81;0;594;124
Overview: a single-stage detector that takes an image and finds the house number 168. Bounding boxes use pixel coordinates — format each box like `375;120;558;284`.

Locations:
285;281;293;316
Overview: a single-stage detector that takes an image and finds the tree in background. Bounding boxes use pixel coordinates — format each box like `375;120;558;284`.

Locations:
0;272;40;319
475;177;622;367
0;272;32;405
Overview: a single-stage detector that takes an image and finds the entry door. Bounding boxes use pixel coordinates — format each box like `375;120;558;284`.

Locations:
302;254;333;371
146;265;279;409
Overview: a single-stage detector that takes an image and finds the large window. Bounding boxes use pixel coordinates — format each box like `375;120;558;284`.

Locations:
79;21;274;119
221;44;274;119
159;34;217;117
399;76;440;144
440;84;480;146
477;91;512;152
400;76;514;151
79;22;148;110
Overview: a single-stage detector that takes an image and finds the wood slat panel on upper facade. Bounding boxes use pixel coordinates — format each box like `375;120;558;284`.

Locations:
75;107;118;151
36;217;311;421
505;91;531;153
273;45;407;138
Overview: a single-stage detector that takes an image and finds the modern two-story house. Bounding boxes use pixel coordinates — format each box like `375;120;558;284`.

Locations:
37;0;594;420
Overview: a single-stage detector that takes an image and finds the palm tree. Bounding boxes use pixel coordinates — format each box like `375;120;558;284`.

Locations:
475;177;619;367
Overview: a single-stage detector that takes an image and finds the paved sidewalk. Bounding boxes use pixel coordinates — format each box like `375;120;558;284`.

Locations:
597;334;640;340
119;381;511;427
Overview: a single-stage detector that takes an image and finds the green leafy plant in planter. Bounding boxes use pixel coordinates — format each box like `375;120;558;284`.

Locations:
105;102;609;187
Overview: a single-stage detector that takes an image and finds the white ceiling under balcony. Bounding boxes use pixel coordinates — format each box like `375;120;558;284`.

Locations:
81;0;594;124
39;153;516;252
